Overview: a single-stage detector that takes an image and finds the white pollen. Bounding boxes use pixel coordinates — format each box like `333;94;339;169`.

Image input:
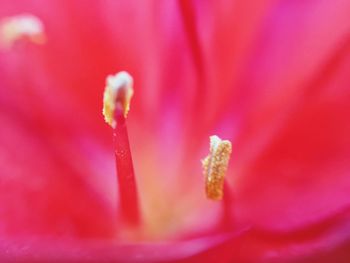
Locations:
210;135;221;152
103;71;134;128
0;14;46;48
106;71;133;94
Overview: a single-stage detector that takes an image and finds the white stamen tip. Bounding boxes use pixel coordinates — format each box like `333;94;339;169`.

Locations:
103;71;134;128
0;14;46;48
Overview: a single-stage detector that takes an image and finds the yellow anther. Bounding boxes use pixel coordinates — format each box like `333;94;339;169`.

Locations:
103;71;134;128
202;135;232;200
0;14;45;48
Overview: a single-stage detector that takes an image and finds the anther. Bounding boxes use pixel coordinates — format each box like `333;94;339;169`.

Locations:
0;14;45;48
103;71;134;128
202;135;232;200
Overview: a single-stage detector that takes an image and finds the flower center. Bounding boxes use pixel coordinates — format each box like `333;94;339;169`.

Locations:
103;72;233;236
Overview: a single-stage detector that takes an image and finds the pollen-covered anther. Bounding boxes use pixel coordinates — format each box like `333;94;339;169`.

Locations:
103;71;134;128
0;14;46;48
202;135;232;201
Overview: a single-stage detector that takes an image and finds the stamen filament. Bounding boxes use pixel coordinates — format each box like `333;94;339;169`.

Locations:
219;181;234;229
113;107;140;226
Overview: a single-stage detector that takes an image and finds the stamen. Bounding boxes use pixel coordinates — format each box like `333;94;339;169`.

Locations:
103;71;134;128
103;71;140;226
0;14;46;48
202;135;232;200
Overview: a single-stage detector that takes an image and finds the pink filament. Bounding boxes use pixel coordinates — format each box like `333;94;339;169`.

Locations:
113;107;140;226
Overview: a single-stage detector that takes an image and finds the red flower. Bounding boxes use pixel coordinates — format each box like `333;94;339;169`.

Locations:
1;0;350;262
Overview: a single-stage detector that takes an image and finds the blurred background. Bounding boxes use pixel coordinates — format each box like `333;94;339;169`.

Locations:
0;1;350;260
